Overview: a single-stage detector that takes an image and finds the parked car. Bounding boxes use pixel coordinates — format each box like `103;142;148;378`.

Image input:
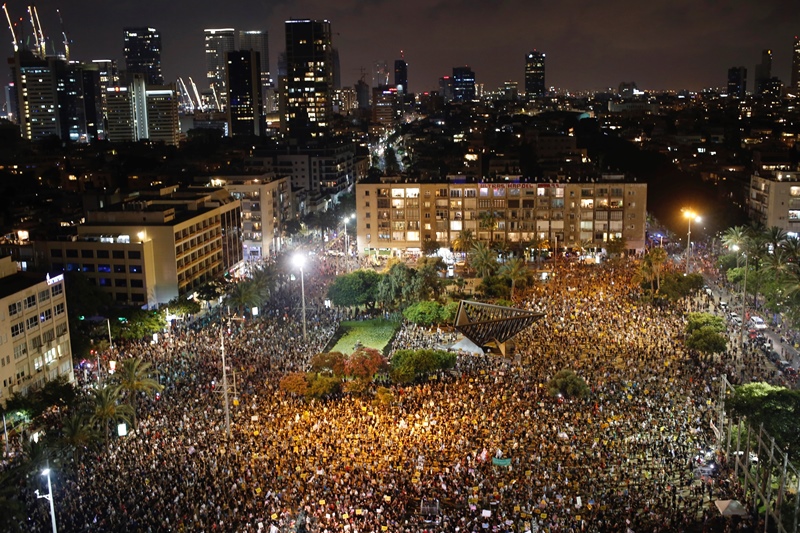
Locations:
749;316;768;330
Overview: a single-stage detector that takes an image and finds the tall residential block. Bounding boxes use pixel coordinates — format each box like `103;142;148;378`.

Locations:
204;28;236;110
123;27;163;85
525;51;546;97
284;19;333;140
754;49;772;95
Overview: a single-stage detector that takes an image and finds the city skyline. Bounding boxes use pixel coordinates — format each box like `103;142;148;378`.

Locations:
1;0;799;95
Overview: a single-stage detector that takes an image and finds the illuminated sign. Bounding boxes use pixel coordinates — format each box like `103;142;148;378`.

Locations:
46;273;64;286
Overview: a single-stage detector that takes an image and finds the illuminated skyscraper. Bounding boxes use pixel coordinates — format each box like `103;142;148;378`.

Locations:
227;49;263;137
452;66;476;102
284;19;333;140
204;28;235;110
525;50;546;97
792;36;800;91
123;27;163;85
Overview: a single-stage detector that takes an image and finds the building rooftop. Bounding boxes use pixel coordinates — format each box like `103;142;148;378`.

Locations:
0;272;56;300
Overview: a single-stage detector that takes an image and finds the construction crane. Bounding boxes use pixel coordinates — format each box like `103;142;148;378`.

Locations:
32;5;46;57
27;6;40;56
177;77;195;112
188;77;205;112
56;8;68;61
2;4;18;52
211;84;221;112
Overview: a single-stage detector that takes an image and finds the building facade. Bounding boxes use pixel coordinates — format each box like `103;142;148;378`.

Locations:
749;172;800;235
210;175;294;260
239;30;271;95
38;187;242;308
727;66;747;98
355;177;647;256
123;27;163;85
0;257;73;406
792;36;800;92
284;19;334;140
394;58;408;93
525;51;546;98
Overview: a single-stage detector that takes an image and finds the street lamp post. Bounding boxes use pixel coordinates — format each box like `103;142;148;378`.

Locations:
683;210;701;273
293;254;307;340
732;245;749;352
35;468;57;533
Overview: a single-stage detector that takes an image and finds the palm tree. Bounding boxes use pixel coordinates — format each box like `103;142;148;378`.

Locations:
451;228;474;257
721;225;750;254
60;412;96;464
492;239;512;264
645;247;668;292
499;257;530;300
468;241;498;279
780;236;800;263
764;225;787;253
114;358;163;429
226;279;261;316
478;211;499;243
91;385;133;448
250;264;278;306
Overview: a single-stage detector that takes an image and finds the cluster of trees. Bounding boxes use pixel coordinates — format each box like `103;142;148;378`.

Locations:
726;382;800;461
684;312;728;355
402;301;459;327
547;369;590;399
720;225;800;327
279;348;458;400
327;258;448;312
0;358;162;529
279;348;388;399
389;349;457;384
634;247;704;302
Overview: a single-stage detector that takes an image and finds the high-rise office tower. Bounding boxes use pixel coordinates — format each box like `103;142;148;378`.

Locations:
754;49;772;95
792;36;800;91
452;66;476;102
227;50;263;137
123;27;163;85
394;57;408;93
727;66;747;98
525;51;546;98
284;19;333;140
145;84;180;145
204;28;236;110
239;30;271;89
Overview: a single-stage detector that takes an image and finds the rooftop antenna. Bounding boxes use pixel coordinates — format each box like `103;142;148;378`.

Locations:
2;4;18;52
32;5;45;57
400;49;404;60
56;8;68;61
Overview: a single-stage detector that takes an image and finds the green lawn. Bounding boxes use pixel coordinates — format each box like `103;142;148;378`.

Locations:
329;318;400;354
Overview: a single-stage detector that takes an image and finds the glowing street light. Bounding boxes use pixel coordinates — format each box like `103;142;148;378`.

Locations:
683;210;701;272
293;254;307;340
35;467;58;533
343;214;354;272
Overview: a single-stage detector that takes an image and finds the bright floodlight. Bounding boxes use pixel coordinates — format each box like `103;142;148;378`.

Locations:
292;254;305;268
682;209;701;222
732;244;740;252
41;468;50;476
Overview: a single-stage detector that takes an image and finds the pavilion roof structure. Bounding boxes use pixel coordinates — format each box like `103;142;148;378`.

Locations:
453;300;545;356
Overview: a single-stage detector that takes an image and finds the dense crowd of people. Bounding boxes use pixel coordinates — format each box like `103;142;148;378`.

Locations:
18;255;774;532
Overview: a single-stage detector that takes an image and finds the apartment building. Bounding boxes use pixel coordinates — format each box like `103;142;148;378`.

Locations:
0;257;73;405
749;171;800;235
355;176;647;256
37;187;242;308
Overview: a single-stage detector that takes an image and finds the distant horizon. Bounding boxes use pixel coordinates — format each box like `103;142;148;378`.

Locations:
1;0;798;96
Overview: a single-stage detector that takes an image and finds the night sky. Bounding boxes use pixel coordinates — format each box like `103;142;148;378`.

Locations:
2;0;799;94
